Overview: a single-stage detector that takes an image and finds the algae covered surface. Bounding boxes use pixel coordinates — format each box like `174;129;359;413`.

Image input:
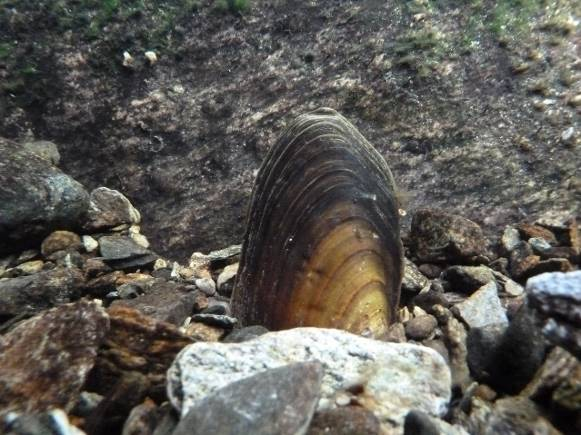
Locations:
1;0;579;260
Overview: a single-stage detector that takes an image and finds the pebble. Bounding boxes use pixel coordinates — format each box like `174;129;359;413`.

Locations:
82;235;99;253
405;315;438;340
402;258;431;294
501;227;521;254
452;282;508;329
217;263;239;296
195;277;216;296
15;260;44;275
528;237;552;254
41;230;82;257
191;314;237;328
441;265;495;294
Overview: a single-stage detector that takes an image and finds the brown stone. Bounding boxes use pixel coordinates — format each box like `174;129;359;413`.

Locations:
112;280;195;326
516;223;558;245
185;322;225;342
410;209;488;264
84;271;125;298
41;230;82;257
510;254;540;281
527;258;573;277
540;246;580;264
121;398;159;435
85;305;193;402
0;300;109;414
308;406;381;435
405;315;438;341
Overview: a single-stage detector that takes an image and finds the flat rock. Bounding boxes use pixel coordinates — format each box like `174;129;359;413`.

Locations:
442;266;495;294
168;328;451;433
111;279;195;325
410;209;488;264
172;362;324;435
0;300;109;414
0;138;89;255
527;271;581;358
85;187;141;231
0;267;84;320
452;282;508;329
85;305;193;402
402;258;430;294
191;313;237;328
99;235;149;260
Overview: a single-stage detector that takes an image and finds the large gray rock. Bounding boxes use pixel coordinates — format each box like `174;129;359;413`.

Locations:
168;328;451;433
527;271;581;358
0;138;89;254
172;363;324;435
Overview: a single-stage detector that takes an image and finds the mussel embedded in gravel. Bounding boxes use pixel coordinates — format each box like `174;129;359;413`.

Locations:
231;108;403;337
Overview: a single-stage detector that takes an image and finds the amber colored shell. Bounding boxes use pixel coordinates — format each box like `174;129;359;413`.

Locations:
231;108;403;337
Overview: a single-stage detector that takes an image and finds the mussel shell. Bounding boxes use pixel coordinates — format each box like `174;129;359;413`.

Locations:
231;108;403;337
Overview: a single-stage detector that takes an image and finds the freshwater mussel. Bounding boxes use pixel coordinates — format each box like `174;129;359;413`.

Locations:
231;108;403;337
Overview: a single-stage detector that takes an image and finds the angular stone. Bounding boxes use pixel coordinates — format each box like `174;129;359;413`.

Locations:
402;258;430;294
0;267;84;319
0;300;109;413
452;282;508;329
121;399;159;435
501;227;520;254
99;236;149;260
14;260;44;275
111;280;195;325
173;362;323;435
410;209;488;264
442;266;495;294
466;397;561;435
107;254;158;271
529;237;552;254
523;347;579;403
516;223;558;245
540;246;581;264
307;406;381;435
527;271;581;357
405;315;438;341
85;187;141;231
41;230;82;257
85;305;193;402
432;306;471;392
168;328;451;433
0;138;89;255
